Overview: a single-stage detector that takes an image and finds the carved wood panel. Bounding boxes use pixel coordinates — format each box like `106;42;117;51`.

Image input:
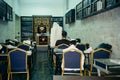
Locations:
33;16;51;45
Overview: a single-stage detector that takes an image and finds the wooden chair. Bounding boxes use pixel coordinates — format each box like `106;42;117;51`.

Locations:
7;48;29;80
76;43;86;52
62;47;84;76
54;44;69;75
17;43;30;51
85;48;111;76
18;42;33;72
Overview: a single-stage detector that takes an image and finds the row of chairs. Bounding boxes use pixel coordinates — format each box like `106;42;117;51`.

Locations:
53;43;111;76
0;42;36;80
0;42;30;54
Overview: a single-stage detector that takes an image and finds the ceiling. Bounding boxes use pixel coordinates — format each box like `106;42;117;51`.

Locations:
19;0;64;7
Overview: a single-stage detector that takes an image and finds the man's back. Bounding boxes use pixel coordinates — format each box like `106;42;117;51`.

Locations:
55;39;70;46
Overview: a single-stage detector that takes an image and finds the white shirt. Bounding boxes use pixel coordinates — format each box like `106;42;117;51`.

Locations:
84;47;93;53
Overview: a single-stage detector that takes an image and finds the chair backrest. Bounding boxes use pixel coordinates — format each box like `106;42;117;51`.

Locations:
76;43;86;52
89;48;111;72
92;48;111;59
62;48;84;76
57;44;69;49
64;51;81;68
18;43;30;51
8;48;27;72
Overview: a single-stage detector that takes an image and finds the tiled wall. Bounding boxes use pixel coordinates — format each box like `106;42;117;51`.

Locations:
64;7;120;58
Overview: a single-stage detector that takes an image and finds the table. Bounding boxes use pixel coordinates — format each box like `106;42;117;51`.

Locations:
53;75;120;80
93;59;120;76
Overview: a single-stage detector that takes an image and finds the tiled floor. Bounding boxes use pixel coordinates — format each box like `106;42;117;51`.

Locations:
31;50;53;80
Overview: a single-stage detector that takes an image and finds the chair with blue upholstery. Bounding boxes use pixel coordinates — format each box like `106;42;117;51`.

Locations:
57;44;69;49
61;48;84;76
55;43;69;62
85;48;111;76
17;43;30;51
54;44;69;75
76;43;86;52
7;48;29;80
18;42;33;73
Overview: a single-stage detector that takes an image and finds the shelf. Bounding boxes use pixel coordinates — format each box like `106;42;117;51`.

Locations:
0;0;7;21
76;2;83;19
21;16;33;41
76;0;120;20
21;22;33;26
65;9;75;24
6;3;13;21
0;0;13;21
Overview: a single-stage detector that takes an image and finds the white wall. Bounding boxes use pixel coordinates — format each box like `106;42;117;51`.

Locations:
4;0;20;15
64;0;120;58
19;0;65;16
13;0;20;15
0;0;20;42
65;0;81;14
68;0;82;9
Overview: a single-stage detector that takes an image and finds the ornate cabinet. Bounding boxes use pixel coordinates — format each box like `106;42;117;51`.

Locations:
33;16;51;45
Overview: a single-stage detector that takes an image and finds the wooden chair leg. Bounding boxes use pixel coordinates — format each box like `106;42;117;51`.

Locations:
84;69;86;76
62;70;64;76
8;73;10;80
88;71;91;76
27;72;29;80
10;74;13;80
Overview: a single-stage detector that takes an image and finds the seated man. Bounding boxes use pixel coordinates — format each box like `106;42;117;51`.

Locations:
55;30;70;47
76;38;81;44
84;43;93;53
54;30;70;75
